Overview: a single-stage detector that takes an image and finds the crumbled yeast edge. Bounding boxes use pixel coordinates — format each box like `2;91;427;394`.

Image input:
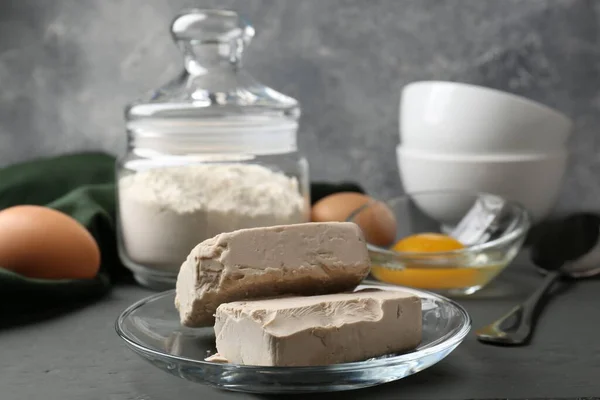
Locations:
205;352;229;363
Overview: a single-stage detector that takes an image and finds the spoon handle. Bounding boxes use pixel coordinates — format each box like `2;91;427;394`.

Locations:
475;270;561;346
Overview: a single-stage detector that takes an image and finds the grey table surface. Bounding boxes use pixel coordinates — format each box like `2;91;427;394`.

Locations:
2;254;599;400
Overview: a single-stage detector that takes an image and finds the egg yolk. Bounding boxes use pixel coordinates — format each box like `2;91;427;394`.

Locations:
392;233;464;253
372;233;485;290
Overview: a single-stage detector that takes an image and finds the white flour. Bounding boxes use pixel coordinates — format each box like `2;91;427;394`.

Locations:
118;163;307;270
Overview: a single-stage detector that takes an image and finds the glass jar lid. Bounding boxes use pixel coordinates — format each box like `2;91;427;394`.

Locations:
126;9;300;155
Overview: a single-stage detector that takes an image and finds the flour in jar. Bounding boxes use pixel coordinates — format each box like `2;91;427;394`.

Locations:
118;163;307;270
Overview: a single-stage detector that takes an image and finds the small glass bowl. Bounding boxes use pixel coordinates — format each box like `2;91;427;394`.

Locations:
348;191;530;296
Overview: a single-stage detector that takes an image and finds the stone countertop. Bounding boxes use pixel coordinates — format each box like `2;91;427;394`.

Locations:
2;257;599;400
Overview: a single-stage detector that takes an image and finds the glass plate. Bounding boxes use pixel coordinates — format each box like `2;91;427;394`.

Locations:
115;282;471;394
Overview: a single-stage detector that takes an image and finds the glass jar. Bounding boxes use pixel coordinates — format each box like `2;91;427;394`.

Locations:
116;9;309;290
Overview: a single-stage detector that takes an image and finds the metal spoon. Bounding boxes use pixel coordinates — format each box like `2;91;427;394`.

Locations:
476;213;600;346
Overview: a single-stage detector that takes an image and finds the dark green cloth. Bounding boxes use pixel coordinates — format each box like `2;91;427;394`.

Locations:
0;153;125;319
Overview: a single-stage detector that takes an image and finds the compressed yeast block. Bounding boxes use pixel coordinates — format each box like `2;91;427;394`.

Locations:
175;222;371;327
214;289;422;366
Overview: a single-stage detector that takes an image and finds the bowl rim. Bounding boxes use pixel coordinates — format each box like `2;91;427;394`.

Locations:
346;189;531;260
401;80;573;128
396;146;569;162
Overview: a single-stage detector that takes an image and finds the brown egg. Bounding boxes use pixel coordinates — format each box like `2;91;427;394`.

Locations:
311;192;397;247
0;205;100;280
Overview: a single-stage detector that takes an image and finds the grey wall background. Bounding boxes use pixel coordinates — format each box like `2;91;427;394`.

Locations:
0;0;598;212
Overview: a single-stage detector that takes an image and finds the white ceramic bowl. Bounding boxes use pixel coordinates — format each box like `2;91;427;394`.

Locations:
397;146;568;222
400;81;573;153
